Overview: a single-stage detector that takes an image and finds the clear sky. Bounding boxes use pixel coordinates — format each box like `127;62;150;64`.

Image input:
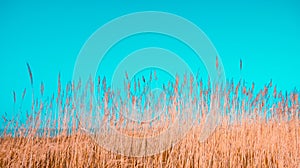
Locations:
1;0;300;127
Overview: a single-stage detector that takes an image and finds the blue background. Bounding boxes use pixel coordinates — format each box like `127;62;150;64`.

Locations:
1;0;300;127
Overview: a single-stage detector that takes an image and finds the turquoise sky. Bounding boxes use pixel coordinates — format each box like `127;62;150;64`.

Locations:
1;0;300;126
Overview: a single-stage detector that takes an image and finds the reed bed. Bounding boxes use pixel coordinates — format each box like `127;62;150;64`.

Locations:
0;63;299;167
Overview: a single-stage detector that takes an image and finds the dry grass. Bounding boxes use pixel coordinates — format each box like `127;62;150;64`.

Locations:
1;68;299;167
1;119;299;167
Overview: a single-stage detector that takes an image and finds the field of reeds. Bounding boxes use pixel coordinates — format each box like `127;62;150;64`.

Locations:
0;63;299;167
